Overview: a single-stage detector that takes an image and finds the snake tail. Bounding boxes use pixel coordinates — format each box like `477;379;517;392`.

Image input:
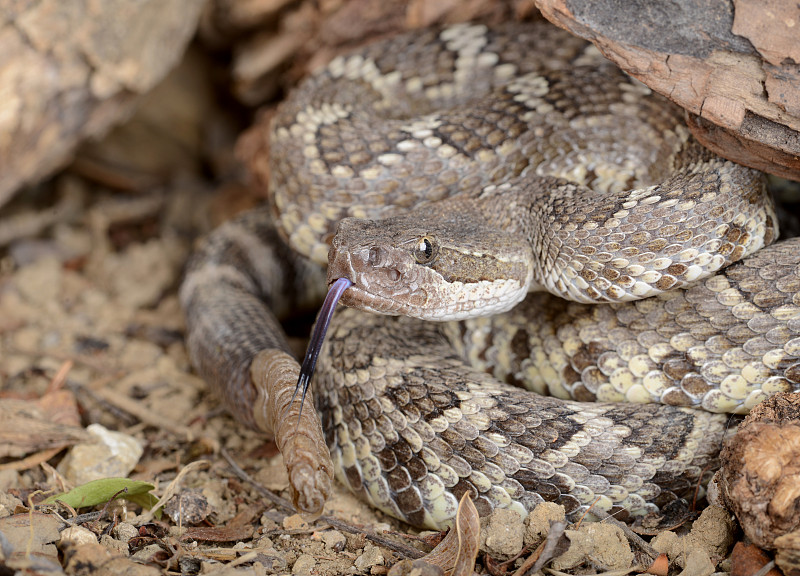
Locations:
180;207;333;515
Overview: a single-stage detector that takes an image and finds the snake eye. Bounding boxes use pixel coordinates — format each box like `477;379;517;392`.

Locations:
411;236;438;265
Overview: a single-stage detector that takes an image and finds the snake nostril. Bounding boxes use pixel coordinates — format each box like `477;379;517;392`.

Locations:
388;268;401;282
368;247;380;266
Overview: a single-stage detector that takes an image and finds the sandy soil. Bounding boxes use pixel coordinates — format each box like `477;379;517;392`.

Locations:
1;21;798;576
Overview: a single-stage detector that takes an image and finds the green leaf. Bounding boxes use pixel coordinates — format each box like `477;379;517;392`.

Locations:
126;491;160;511
44;478;157;509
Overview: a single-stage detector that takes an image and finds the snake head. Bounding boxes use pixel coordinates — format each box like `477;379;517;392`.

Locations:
327;202;533;321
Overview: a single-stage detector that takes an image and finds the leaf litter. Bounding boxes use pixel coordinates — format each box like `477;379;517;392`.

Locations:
0;33;765;576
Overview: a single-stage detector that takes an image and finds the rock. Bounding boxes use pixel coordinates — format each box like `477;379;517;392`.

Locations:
164;488;212;525
292;553;317;575
130;543;166;564
684;506;735;564
283;513;309;531
0;0;206;207
57;423;144;485
536;0;800;181
650;530;679;556
0;492;23;518
59;525;98;547
0;470;20;493
550;522;634;571
677;548;715;576
113;522;139;544
321;530;347;552
388;558;445;576
345;531;366;552
65;541;161;576
481;508;525;559
14;257;63;307
650;506;734;569
0;512;62;569
354;544;385;571
524;502;566;548
99;533;129;555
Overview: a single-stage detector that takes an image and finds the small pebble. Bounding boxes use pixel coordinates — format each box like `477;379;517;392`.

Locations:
653;506;734;568
551;522;633;571
259;553;288;573
354;544;385;571
524;502;566;547
283;514;309;530
346;531;367;552
59;525;98;547
481;508;524;559
14;257;62;306
178;556;203;575
677;548;715;576
99;533;128;555
57;423;144;484
0;470;20;493
164;488;212;525
321;529;347;552
686;505;734;562
0;492;23;518
387;559;445;576
292;553;317;574
650;530;679;555
131;543;165;563
113;522;140;544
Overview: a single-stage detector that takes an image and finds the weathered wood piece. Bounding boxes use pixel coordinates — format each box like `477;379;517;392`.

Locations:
536;0;800;181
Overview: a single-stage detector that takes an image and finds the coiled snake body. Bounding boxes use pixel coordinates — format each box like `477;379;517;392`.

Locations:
181;22;800;529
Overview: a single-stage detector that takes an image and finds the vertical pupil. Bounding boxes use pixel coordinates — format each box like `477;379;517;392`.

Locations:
414;237;434;263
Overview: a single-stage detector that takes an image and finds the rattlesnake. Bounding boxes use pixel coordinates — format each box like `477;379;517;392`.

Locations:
180;21;800;529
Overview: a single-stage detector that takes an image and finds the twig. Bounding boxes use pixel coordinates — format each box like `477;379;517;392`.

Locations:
220;447;295;512
220;447;424;560
66;377;139;427
753;560;776;576
62;510;105;525
517;520;567;576
599;515;658;561
75;379;195;439
46;360;73;394
0;181;84;247
0;447;64;473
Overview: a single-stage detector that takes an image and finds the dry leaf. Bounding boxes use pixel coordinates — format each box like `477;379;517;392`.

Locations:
645;553;670;576
512;520;569;576
390;493;480;576
0;390;88;460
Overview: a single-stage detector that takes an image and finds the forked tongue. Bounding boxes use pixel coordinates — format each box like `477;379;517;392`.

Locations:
290;277;353;422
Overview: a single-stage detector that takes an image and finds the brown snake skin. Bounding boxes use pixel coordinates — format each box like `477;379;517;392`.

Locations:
180;22;800;529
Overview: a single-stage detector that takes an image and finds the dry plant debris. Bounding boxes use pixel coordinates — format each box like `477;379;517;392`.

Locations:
1;0;799;574
718;392;800;550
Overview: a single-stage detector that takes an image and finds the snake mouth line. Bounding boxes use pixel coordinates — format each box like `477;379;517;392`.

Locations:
330;279;408;316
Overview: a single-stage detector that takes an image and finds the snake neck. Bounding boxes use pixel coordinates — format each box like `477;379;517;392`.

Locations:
476;166;776;303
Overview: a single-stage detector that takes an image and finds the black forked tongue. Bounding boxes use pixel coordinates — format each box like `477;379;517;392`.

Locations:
290;277;353;423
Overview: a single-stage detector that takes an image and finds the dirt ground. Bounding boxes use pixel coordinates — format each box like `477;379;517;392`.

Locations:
0;163;746;576
3;142;798;576
0;166;428;575
1;6;800;576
